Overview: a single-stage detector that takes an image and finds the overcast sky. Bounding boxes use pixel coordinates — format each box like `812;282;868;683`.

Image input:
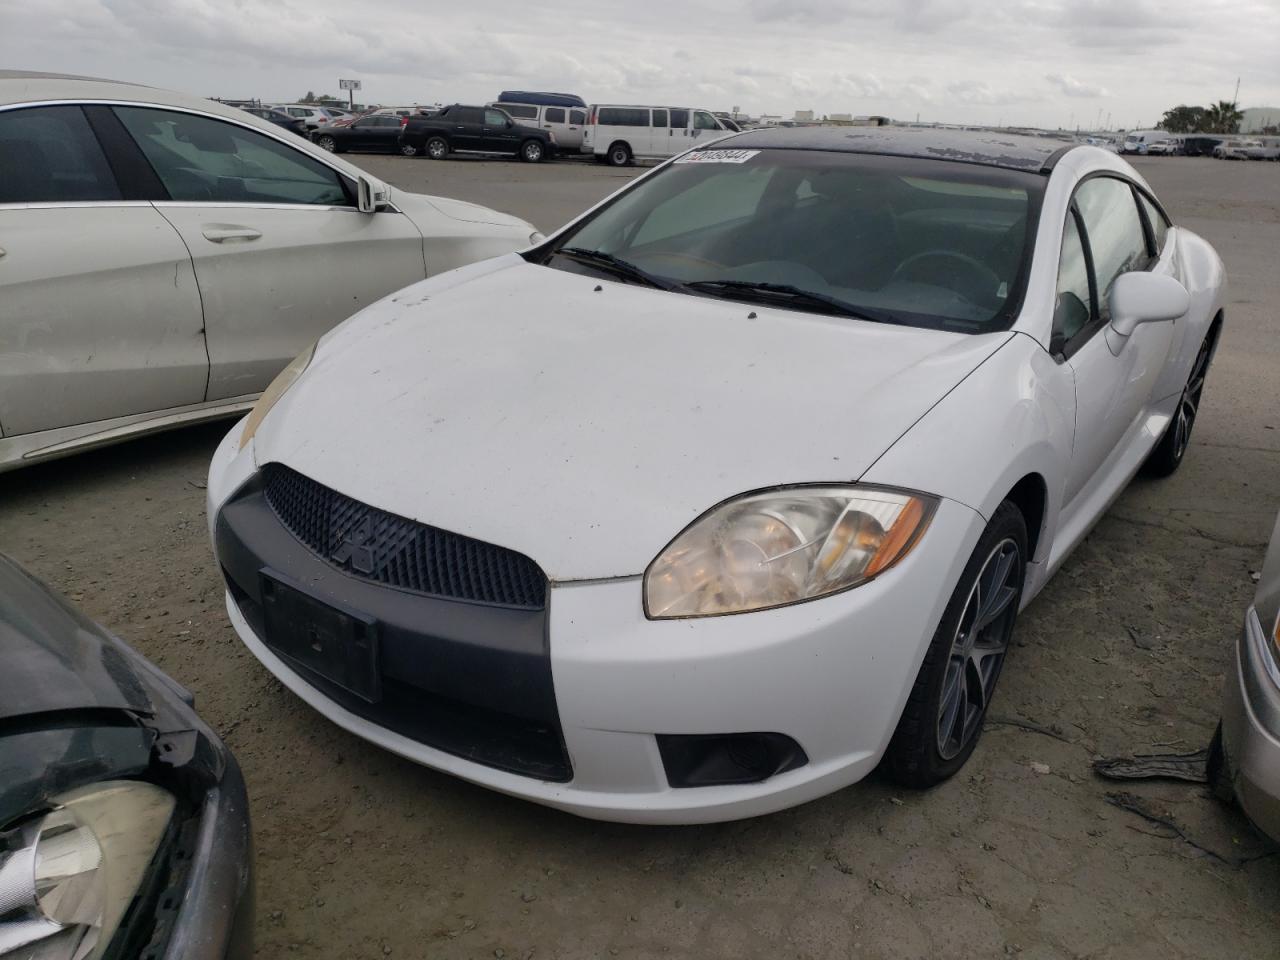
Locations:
2;0;1277;128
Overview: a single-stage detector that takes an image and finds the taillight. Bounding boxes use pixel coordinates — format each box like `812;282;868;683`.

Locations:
400;116;408;126
588;107;596;124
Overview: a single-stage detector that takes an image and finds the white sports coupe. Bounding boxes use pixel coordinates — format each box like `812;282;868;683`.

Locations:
208;127;1225;823
0;71;538;471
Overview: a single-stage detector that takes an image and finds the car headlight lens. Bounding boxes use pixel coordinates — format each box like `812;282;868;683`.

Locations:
644;486;937;619
0;781;175;960
239;341;316;450
529;230;546;245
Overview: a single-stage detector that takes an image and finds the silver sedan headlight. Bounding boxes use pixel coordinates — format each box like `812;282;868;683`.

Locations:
0;781;175;960
644;486;937;619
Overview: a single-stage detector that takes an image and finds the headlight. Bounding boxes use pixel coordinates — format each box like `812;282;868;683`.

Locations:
644;486;937;619
529;230;546;245
0;781;175;960
239;341;316;450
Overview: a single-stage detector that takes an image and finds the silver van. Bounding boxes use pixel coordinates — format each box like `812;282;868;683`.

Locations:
489;101;587;151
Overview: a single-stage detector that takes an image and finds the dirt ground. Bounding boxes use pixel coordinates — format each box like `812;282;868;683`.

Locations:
2;155;1278;960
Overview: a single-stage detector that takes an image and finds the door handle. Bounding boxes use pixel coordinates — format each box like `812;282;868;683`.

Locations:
201;225;262;244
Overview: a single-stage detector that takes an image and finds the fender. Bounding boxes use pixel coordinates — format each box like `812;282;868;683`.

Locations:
859;334;1073;605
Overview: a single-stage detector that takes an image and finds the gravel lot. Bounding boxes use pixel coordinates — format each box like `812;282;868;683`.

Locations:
2;155;1277;959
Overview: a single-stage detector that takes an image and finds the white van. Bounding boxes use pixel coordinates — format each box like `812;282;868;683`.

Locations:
489;101;588;151
581;106;731;165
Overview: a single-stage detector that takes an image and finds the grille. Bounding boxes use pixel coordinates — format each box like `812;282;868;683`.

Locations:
261;464;547;608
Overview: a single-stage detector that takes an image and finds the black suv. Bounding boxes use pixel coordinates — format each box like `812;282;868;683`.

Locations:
399;105;554;162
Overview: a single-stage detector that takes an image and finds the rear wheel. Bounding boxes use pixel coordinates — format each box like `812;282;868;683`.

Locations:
607;142;632;167
316;135;337;152
885;501;1028;787
399;143;419;157
1143;331;1213;477
425;136;449;160
520;139;545;163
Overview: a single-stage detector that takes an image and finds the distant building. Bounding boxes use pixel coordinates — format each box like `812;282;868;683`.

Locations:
794;109;815;122
1242;107;1280;133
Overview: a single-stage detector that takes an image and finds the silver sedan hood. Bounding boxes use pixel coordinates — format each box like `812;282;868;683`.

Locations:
256;256;1009;581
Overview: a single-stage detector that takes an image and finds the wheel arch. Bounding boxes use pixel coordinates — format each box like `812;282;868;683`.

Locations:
607;139;632;157
1002;473;1048;561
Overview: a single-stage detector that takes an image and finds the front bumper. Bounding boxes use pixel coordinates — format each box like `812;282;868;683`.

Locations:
1220;606;1280;842
209;428;985;823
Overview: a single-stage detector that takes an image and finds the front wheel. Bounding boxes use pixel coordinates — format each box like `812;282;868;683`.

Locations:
520;139;545;163
315;135;337;152
884;500;1028;788
1143;331;1213;477
425;136;449;160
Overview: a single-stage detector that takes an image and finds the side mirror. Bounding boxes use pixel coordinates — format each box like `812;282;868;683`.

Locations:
1108;272;1189;337
356;175;387;214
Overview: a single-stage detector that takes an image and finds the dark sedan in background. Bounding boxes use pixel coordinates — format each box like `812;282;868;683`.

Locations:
313;114;419;155
0;555;252;959
240;106;307;136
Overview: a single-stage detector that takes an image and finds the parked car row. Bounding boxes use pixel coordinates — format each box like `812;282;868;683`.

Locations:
1122;130;1279;160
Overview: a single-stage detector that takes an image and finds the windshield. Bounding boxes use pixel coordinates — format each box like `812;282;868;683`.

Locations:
539;148;1045;330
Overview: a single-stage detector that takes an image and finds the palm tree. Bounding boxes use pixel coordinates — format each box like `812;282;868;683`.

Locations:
1201;100;1244;134
1161;105;1206;133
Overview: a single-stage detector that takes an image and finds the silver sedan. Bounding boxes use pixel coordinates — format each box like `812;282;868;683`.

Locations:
0;71;539;471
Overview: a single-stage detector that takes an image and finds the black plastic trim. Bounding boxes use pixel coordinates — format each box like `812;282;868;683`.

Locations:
658;733;809;787
215;473;570;782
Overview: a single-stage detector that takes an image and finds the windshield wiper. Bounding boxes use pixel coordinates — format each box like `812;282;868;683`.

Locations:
554;247;678;290
684;280;902;326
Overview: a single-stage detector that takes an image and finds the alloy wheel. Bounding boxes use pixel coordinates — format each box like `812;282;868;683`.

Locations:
317;136;336;152
1173;340;1211;462
428;139;447;159
936;538;1021;760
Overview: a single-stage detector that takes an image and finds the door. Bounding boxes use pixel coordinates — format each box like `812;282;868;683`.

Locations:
667;109;690;154
690;110;723;147
649;109;672;158
0;104;207;436
112;105;427;401
344;116;381;150
483;108;521;154
1058;176;1175;506
597;107;653;158
565;108;586;150
448;107;486;151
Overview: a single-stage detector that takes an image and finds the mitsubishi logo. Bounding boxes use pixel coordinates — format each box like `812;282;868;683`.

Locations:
331;515;376;574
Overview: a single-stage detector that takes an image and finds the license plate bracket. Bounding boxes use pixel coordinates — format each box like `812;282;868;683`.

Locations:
259;569;381;703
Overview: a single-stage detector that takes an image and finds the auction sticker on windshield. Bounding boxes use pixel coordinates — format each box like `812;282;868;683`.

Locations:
674;149;760;164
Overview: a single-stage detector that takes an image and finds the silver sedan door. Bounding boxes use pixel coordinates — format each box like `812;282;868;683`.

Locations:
0;104;207;436
113;106;427;402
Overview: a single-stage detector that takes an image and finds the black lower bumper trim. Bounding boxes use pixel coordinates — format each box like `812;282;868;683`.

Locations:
216;474;571;783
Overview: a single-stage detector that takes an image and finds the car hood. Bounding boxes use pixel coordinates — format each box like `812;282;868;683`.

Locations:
0;554;152;720
256;257;1010;581
392;188;533;230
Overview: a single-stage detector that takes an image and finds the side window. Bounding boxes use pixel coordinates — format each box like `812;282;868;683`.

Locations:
694;111;718;130
485;109;509;127
499;104;537;120
669;109;689;129
1054;209;1094;349
570;109;586;125
651;109;668;128
1138;192;1170;255
114;107;348;206
545;107;565;124
0;105;122;204
599;108;649;127
1073;177;1148;314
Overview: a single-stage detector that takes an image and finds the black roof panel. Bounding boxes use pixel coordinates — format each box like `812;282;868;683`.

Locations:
722;126;1075;172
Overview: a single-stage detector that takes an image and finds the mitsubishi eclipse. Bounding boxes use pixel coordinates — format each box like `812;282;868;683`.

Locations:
207;127;1225;823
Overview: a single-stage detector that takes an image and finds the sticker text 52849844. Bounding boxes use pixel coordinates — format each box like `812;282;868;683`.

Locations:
674;149;761;165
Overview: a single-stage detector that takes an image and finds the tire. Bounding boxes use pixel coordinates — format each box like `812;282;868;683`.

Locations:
520;139;545;163
1142;330;1213;477
607;142;632;167
399;143;419;157
884;500;1029;788
425;136;449;160
316;135;337;153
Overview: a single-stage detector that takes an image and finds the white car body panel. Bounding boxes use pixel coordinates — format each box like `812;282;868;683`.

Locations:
0;72;537;470
208;133;1227;821
0;204;207;434
255;257;1010;581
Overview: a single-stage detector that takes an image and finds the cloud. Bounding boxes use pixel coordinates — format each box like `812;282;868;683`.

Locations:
947;80;1025;107
1046;73;1109;98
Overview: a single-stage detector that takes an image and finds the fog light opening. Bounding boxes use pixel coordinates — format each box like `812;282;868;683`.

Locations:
657;733;808;788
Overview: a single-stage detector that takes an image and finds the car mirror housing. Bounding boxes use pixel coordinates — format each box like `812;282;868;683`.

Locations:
356;175;388;214
1108;272;1190;337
